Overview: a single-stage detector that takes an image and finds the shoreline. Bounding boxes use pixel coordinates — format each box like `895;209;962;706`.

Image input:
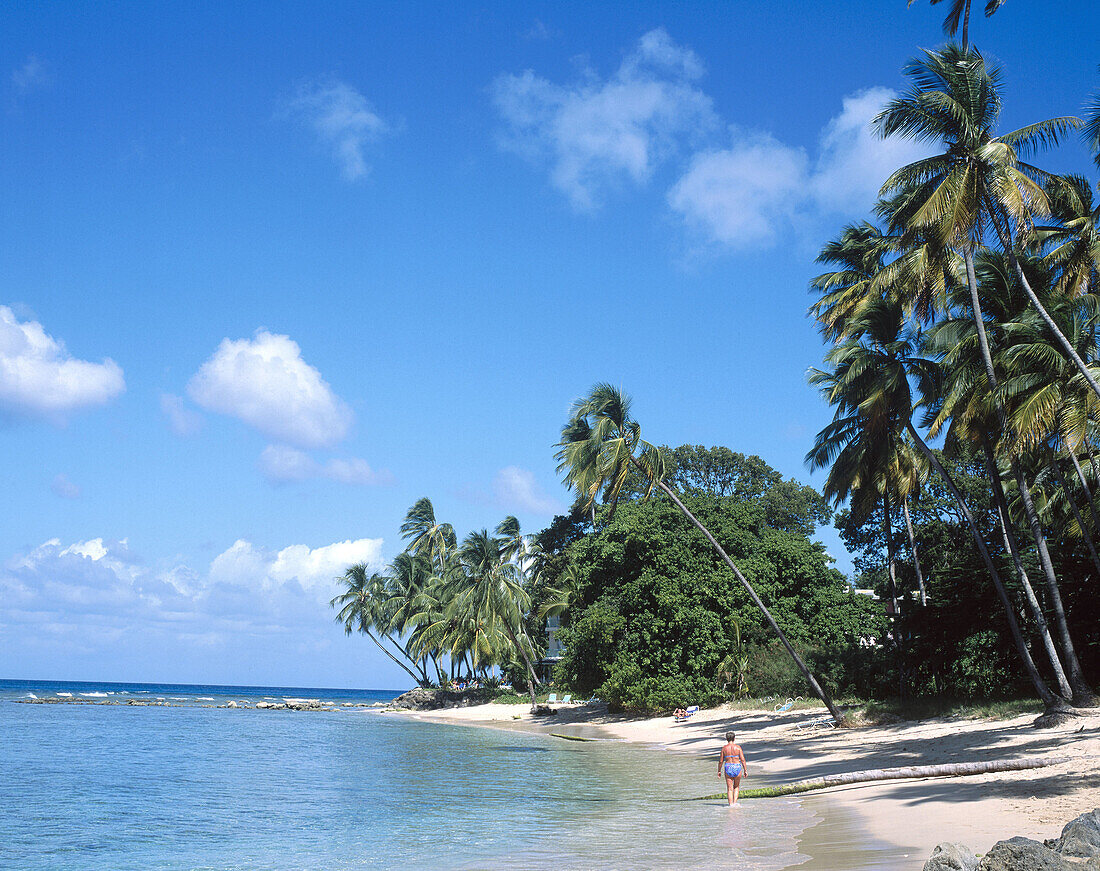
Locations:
402;700;1100;868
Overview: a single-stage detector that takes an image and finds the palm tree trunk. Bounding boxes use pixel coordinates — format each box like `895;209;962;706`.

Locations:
651;477;844;723
1065;448;1100;536
1053;461;1100;579
962;244;1095;707
883;493;906;698
901;496;928;606
979;440;1072;700
904;421;1067;713
504;622;540;712
985;197;1100;401
960;0;972;48
1010;457;1097;706
365;630;426;686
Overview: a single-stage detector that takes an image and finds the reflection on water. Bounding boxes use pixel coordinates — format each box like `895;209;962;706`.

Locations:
1;696;823;870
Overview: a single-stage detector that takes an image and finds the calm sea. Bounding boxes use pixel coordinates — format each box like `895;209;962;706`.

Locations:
0;679;818;869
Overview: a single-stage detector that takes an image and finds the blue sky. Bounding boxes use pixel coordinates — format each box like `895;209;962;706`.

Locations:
2;2;1097;690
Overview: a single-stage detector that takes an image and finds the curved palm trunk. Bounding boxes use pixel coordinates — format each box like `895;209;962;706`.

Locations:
980;440;1072;700
652;477;843;723
365;630;427;687
962;245;1095;707
882;493;906;698
1053;461;1100;579
985;199;1100;402
905;421;1067;712
1010;458;1096;706
901;496;928;606
1065;449;1100;539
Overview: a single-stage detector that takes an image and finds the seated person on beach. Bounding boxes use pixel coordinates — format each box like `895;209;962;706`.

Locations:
673;708;686;719
718;731;748;807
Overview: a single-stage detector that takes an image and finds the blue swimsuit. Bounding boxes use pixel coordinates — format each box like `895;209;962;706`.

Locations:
722;751;743;779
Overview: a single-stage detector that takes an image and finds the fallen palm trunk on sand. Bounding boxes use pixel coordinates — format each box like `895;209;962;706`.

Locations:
691;756;1067;801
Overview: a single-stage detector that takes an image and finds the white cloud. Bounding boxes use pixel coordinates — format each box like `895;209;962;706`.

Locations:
285;78;391;181
492;28;715;209
493;466;564;516
51;474;81;499
669;132;808;248
670;88;936;249
160;392;204;436
810;87;933;214
187;331;352;449
0;305;125;423
258;444;392;486
1;533;386;653
11;55;49;94
209;537;385;597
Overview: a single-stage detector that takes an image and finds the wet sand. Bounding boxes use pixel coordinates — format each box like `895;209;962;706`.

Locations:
405;700;1100;869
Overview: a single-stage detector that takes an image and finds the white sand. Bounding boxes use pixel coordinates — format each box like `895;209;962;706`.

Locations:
406;700;1100;860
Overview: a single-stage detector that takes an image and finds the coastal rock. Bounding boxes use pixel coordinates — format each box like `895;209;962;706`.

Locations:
391;688;497;711
1044;809;1100;858
255;702;286;710
976;837;1079;871
531;704;557;717
923;842;979;871
226;701;238;708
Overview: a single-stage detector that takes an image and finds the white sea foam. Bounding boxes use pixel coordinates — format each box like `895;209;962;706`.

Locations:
196;697;214;701
57;692;72;697
25;693;37;699
80;692;109;697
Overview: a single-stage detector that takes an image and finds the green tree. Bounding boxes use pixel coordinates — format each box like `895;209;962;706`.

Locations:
556;383;844;722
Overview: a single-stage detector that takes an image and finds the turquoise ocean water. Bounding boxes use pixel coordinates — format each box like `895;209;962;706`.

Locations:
0;679;819;869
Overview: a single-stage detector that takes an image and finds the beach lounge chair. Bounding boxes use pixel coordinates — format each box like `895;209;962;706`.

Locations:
675;704;700;722
547;693;558;704
561;695;572;704
774;698;795;713
794;714;836;730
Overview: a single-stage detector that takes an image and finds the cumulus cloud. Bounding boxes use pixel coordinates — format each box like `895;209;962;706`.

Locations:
669;88;936;249
810;87;932;214
51;473;81;499
258;444;392;487
669;132;808;248
0;533;386;660
493;466;564;516
160;392;204;436
285;78;391;180
0;305;125;423
187;331;352;449
11;55;49;94
208;537;385;597
492;28;715;209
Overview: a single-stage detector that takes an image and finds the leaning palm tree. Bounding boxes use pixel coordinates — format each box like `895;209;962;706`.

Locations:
556;383;844;724
874;46;1097;400
400;497;457;572
330;564;429;687
810;301;1071;716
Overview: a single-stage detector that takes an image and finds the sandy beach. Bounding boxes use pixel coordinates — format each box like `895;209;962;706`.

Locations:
406;700;1100;867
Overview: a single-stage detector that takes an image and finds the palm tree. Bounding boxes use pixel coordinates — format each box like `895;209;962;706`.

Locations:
330;564;428;687
874;46;1097;401
400;497;457;571
455;530;542;711
907;0;1007;48
810;300;1070;715
556;383;845;724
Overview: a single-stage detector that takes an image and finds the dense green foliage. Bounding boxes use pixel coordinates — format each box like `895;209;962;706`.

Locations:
549;492;883;712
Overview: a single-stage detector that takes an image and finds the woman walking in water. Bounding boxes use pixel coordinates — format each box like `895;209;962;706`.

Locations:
718;731;747;807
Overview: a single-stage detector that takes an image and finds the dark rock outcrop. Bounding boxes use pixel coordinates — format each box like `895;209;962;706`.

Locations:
923;842;980;871
1044;809;1100;859
390;688;497;711
976;837;1081;871
928;813;1100;871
